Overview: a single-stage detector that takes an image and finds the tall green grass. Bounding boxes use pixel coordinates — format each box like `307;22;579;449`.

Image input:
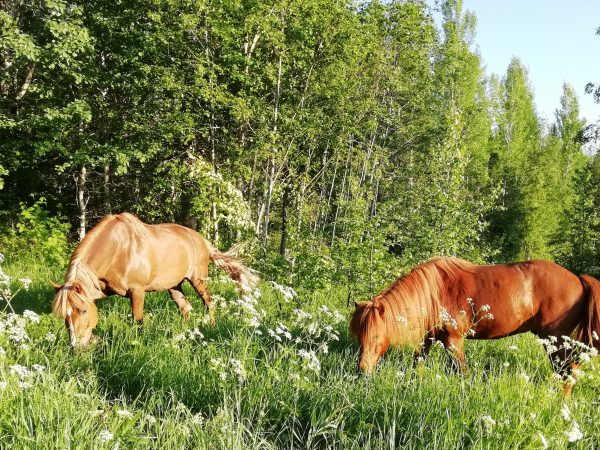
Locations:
0;259;598;449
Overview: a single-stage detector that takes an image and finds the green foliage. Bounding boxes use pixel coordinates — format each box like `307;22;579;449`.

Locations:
0;0;596;292
9;199;69;266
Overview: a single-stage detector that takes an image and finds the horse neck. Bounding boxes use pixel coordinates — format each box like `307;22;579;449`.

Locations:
72;218;121;278
378;266;444;345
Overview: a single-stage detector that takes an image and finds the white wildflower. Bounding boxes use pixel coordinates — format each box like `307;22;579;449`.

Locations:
173;333;186;342
145;415;157;425
298;349;321;373
18;381;32;389
9;364;32;379
98;430;114;443
508;345;518;351
89;409;104;417
560;403;571;421
565;421;583;442
520;372;530;382
44;332;56;342
23;310;40;323
32;364;45;373
0;381;7;390
538;432;548;449
116;409;134;419
481;304;490;312
480;415;496;435
191;413;204;426
230;359;247;380
19;278;32;290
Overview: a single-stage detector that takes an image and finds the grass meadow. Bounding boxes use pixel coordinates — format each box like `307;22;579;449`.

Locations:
0;257;599;449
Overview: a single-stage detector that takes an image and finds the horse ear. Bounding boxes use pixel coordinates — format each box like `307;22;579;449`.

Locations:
50;281;62;293
72;282;84;295
354;301;369;309
375;302;385;318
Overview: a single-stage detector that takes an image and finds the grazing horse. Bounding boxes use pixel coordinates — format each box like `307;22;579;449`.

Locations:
350;258;600;395
52;212;258;349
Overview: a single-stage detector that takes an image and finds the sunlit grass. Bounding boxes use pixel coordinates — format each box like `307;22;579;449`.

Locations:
0;257;598;449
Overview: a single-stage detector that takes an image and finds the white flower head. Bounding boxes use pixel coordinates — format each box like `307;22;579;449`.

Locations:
19;278;32;290
560;403;571;421
565;421;583;442
23;310;40;323
98;430;114;443
116;409;134;419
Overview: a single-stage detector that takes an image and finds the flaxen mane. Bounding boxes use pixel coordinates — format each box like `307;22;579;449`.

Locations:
355;258;475;346
52;213;150;318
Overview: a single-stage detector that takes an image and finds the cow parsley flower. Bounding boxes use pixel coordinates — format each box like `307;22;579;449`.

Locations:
116;409;134;419
565;421;583;442
98;430;114;443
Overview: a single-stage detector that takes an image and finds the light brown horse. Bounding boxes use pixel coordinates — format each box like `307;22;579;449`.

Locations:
52;212;258;349
350;258;600;395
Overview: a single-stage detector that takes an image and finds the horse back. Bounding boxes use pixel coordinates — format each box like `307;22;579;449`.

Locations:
89;219;208;293
451;260;584;339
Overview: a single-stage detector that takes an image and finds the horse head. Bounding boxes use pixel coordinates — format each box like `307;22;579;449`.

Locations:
51;281;98;350
350;300;390;373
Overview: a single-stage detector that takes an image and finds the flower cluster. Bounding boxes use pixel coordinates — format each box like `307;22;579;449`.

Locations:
298;349;321;373
0;310;40;348
560;403;583;443
208;357;247;381
0;255;32;314
537;335;598;373
216;288;265;331
172;327;206;346
5;362;47;390
270;281;297;301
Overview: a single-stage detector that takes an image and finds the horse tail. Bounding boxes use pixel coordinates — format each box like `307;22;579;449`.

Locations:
205;240;259;292
577;274;600;349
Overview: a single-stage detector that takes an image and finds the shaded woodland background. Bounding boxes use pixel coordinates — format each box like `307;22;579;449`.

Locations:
2;0;600;296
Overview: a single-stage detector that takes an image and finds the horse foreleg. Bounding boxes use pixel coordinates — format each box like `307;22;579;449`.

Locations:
168;286;193;319
413;333;434;366
440;331;466;373
128;288;145;324
190;278;215;325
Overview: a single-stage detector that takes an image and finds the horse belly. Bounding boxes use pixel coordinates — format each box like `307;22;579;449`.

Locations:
466;271;537;339
143;229;198;291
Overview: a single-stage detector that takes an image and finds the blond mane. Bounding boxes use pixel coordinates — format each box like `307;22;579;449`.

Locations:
357;258;475;347
52;259;102;318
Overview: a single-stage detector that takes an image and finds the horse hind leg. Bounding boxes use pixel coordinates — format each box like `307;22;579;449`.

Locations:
168;285;193;320
547;342;580;398
189;278;215;326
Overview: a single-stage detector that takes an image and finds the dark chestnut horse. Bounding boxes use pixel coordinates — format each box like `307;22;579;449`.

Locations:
350;258;600;395
52;213;258;349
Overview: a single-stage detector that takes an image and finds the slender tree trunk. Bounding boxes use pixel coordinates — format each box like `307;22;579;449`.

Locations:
261;50;284;248
76;166;88;240
103;163;111;215
279;183;291;256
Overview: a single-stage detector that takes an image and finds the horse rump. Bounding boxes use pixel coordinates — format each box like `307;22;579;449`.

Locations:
577;274;600;349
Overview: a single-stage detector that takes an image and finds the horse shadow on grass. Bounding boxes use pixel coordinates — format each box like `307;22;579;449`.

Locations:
4;284;54;315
